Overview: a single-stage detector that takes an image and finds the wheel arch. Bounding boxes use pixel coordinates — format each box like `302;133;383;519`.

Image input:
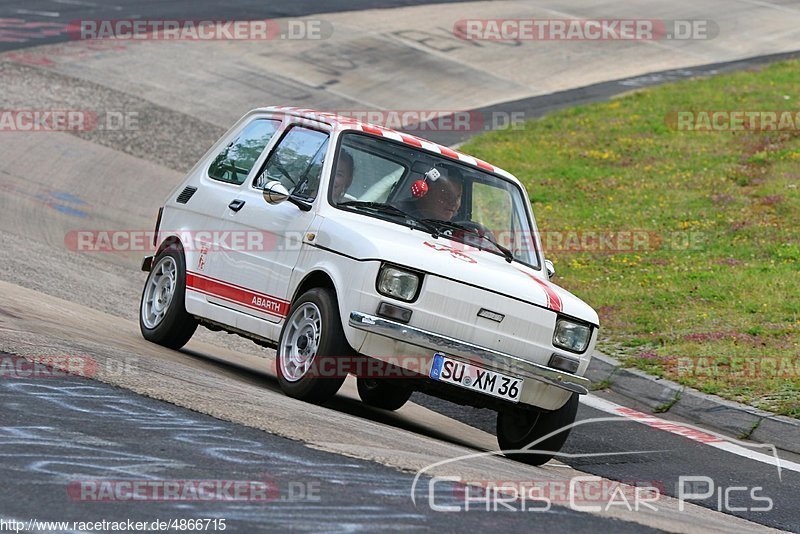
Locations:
291;269;337;304
156;235;185;256
289;265;365;352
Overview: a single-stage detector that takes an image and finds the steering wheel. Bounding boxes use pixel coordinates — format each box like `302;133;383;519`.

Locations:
453;220;497;241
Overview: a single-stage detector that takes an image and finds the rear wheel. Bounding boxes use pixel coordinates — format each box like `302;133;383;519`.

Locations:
276;288;348;404
496;394;579;466
357;378;412;411
139;247;198;349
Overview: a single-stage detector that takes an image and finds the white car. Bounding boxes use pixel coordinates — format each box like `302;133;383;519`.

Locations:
139;106;599;464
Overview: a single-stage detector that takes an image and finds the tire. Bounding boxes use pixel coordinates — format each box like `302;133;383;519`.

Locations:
496;394;579;466
139;247;198;349
357;378;412;411
276;287;348;404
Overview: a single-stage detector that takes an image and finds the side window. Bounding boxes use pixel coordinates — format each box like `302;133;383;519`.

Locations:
208;119;280;185
254;127;329;198
293;138;329;200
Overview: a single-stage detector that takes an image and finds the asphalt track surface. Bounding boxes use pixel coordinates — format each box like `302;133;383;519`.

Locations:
0;0;474;52
2;0;800;532
2;346;797;532
412;392;800;531
0;358;660;533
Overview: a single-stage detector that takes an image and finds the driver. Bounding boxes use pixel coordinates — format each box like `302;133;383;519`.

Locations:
331;150;354;203
401;165;463;221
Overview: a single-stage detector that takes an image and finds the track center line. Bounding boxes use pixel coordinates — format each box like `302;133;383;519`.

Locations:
581;394;800;476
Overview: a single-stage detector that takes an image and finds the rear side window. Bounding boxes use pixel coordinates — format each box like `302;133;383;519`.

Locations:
208;119;280;185
254;127;330;198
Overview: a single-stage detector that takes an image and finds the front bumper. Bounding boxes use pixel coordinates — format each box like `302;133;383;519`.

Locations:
348;311;590;395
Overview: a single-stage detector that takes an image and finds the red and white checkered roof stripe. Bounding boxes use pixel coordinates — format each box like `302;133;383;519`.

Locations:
265;106;515;180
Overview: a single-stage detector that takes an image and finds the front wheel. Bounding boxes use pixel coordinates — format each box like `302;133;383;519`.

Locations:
276;287;348;404
357;378;412;411
139;247;198;349
496;394;579;466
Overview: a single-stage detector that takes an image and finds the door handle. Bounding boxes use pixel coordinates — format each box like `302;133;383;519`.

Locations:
228;199;245;212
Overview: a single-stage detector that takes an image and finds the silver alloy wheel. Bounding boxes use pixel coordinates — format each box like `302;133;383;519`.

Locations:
280;302;323;382
141;256;178;329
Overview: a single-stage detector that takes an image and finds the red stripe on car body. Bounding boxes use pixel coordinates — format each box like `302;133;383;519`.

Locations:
517;269;563;312
186;272;289;317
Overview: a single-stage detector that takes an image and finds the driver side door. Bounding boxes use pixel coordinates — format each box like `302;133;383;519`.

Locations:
212;123;331;324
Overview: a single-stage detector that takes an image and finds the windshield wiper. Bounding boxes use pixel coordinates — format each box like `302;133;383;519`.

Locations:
338;201;440;238
423;219;514;263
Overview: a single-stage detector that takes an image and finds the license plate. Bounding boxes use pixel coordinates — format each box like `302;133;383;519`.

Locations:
429;353;522;403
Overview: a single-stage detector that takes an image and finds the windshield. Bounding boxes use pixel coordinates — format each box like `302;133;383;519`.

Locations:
330;132;540;268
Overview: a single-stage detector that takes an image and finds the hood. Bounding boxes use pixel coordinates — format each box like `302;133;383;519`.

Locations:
316;211;599;326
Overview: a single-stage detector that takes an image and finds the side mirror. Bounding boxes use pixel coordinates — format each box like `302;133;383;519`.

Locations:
545;259;556;279
263;181;290;205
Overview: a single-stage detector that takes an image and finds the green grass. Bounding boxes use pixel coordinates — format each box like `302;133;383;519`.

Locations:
461;60;800;417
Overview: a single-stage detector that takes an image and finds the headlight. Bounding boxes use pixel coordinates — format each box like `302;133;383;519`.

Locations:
377;265;421;302
553;319;592;353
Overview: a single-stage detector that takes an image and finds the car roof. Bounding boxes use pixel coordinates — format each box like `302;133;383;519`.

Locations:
259;106;519;183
